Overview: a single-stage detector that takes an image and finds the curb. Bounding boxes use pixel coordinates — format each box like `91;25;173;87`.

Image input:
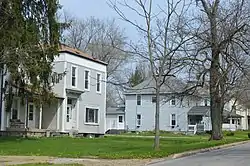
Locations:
147;140;250;165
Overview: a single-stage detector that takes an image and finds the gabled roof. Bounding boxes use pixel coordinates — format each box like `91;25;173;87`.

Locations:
125;77;187;95
59;44;108;66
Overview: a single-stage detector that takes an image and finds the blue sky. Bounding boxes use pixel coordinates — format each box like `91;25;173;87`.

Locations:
59;0;118;19
59;0;140;39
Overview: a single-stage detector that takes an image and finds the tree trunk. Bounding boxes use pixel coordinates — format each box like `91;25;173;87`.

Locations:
154;85;160;150
208;0;223;140
210;50;223;140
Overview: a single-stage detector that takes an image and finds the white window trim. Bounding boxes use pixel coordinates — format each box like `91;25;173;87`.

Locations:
170;113;177;128
96;72;102;94
118;115;124;123
71;65;77;88
84;69;90;91
170;97;176;106
84;106;99;125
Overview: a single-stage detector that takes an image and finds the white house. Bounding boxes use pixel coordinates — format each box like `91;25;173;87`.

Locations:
0;44;107;136
124;77;246;133
106;105;125;133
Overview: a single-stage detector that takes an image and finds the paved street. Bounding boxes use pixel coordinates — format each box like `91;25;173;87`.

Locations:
149;142;250;166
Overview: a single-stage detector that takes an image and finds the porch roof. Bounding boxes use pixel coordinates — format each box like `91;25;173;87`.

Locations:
188;106;243;118
188;106;210;116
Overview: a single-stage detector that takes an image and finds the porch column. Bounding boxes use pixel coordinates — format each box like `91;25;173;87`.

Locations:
56;100;60;130
229;118;233;130
39;106;42;129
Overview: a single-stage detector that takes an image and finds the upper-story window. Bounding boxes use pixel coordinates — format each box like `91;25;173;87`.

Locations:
137;95;141;105
204;99;208;106
96;73;101;93
84;70;90;90
152;96;156;103
71;66;77;87
170;97;176;106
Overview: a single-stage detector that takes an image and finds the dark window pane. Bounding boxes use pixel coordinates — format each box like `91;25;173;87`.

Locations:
85;80;89;89
95;109;98;123
97;83;100;92
28;105;34;121
72;77;76;86
137;95;141;105
119;116;123;123
152;96;156;103
72;67;76;76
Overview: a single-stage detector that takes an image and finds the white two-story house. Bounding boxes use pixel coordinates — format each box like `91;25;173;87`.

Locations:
0;44;107;136
125;77;245;133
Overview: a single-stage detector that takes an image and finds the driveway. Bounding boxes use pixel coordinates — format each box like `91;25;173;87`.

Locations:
148;142;250;166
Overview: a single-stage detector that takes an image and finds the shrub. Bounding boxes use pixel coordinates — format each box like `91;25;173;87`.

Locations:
226;132;234;136
205;130;212;135
248;133;250;138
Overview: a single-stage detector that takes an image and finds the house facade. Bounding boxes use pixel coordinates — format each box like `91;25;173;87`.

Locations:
106;106;125;132
125;78;246;133
0;45;107;136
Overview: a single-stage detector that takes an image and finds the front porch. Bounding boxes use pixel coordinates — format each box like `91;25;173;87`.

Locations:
2;97;63;132
187;106;243;134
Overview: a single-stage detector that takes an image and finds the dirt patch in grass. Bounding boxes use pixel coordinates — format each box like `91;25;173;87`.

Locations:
3;156;150;166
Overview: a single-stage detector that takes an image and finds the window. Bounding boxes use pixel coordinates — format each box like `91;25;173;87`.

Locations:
152;96;156;103
71;66;77;87
28;104;34;121
84;70;90;90
204;99;208;106
232;119;235;124
118;116;123;123
137;95;141;105
96;73;101;93
137;114;141;126
85;108;98;124
12;99;18;120
170;97;176;106
67;99;72;105
66;106;70;122
171;114;176;128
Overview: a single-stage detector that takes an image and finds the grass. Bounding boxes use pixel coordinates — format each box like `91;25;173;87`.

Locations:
0;131;249;159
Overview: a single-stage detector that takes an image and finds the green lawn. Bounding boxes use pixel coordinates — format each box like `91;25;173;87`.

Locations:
0;131;249;159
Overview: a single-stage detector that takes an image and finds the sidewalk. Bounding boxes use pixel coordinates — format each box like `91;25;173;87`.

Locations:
0;156;151;166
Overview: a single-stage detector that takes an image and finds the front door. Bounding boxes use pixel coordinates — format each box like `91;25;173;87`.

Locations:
66;103;72;130
65;98;77;130
118;115;124;129
28;103;35;128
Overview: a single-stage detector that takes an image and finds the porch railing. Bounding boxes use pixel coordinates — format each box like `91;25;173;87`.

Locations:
188;125;197;134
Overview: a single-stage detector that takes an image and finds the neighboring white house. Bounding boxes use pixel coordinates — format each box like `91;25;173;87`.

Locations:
106;106;125;132
124;77;246;133
0;44;107;136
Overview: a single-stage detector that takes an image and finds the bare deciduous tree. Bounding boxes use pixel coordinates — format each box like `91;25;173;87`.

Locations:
64;16;128;78
193;0;250;140
109;0;194;150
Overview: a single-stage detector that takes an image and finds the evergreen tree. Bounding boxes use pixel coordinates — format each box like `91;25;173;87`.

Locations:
129;66;146;87
0;0;61;110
